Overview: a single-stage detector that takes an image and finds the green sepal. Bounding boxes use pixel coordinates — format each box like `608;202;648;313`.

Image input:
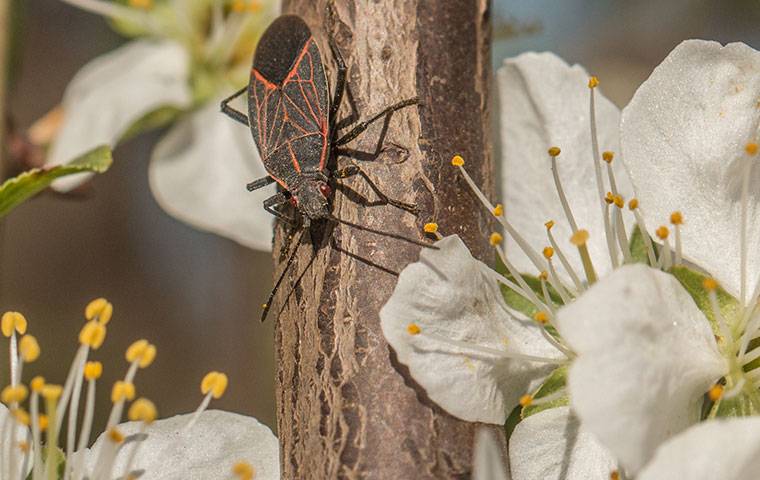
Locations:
0;146;112;218
521;365;569;419
671;265;741;336
628;225;655;265
495;254;562;318
708;388;760;419
743;338;760;372
503;403;522;441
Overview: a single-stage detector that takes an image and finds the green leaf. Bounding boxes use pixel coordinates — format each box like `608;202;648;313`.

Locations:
628;225;654;265
119;105;182;143
521;365;568;419
0;146;112;217
671;265;741;336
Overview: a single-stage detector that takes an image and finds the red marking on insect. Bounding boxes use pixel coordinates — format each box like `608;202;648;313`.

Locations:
319;183;331;198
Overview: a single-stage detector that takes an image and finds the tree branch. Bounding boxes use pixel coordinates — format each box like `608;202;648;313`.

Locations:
272;1;496;477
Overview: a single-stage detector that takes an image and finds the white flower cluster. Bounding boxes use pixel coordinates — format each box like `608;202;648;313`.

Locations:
382;39;760;480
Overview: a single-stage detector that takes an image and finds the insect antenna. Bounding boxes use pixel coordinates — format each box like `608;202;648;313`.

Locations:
261;227;306;322
327;215;438;250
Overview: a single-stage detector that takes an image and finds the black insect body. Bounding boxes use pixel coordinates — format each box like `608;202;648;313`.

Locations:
221;13;424;320
221;14;418;227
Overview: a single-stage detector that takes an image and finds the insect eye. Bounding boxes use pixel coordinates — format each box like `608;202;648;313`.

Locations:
289;196;298;207
319;183;332;198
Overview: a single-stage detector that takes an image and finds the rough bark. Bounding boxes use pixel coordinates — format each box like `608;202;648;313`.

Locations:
273;1;495;478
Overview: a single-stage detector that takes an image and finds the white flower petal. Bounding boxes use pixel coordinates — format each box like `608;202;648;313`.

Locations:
499;52;631;280
47;39;192;191
509;407;617;480
621;39;760;298
555;264;727;473
380;235;563;424
638;418;760;480
149;100;275;250
473;428;510;480
0;403;32;477
85;410;279;480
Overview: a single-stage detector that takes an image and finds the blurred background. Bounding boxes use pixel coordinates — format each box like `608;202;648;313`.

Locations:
1;0;759;439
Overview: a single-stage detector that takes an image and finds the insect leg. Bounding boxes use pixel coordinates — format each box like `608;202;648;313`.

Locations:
328;38;347;134
335;97;419;146
220;86;250;127
263;192;297;225
261;227;306;322
334;163;418;214
247;175;276;191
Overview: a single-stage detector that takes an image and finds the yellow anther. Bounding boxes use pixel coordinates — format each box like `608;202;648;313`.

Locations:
604;192;614;205
451;155;465;167
588;76;599;88
108;427;125;444
111;382;136;403
533;311;549;325
30;376;45;393
201;372;229;399
233;462;255;480
1;385;28;404
2;312;27;337
79;320;106;349
12;409;30;426
542;247;554;259
406;323;421;335
126;339;156;368
703;278;719;291
128;398;157;424
602;151;614;163
128;0;152;9
84;361;103;380
670;211;684;225
628;198;639;210
41;384;62;401
423;222;439;234
656;226;669;240
519;394;533;407
610;471;620;480
492;204;504;217
538;271;549;281
613;195;624;209
547;146;561;157
85;298;113;325
489;232;503;246
38;414;49;432
544;220;555;230
19;335;40;362
708;384;724;401
570;229;590;246
746;142;759;156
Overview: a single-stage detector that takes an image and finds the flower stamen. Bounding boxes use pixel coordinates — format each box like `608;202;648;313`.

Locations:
655;226;672;270
547;146;579;233
628;199;658;266
452;155;546;271
570;229;597;284
544;221;584;292
588;77;618;268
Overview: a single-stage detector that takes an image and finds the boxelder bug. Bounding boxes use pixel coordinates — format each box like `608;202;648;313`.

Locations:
220;11;429;321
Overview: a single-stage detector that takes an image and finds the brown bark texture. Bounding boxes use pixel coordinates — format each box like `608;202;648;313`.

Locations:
272;1;495;478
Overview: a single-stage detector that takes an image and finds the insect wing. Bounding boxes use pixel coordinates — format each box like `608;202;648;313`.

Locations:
248;16;329;187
